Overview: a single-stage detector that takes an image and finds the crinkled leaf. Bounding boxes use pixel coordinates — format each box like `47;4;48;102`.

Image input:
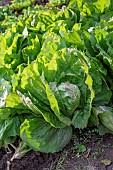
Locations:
49;82;80;117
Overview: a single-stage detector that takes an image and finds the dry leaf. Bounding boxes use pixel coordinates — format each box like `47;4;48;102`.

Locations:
101;159;112;166
83;148;91;158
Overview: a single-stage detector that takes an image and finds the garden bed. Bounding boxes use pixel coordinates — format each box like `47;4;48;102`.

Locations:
1;133;113;170
1;0;113;170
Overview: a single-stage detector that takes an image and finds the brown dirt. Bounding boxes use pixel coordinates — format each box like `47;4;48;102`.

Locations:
61;133;113;170
0;0;48;6
0;0;11;6
0;133;113;170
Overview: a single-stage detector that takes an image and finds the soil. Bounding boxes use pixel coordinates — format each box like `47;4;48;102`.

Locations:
1;1;113;170
0;0;48;6
0;0;11;6
0;133;113;170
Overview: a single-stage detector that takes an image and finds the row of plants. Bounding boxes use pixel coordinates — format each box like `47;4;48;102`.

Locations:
0;0;113;156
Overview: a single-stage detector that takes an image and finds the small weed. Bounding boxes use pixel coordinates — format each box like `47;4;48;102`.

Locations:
73;143;86;157
92;147;104;159
72;134;86;157
92;151;100;160
55;152;68;170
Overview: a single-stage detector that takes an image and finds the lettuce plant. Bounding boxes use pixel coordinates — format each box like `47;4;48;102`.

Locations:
0;0;113;153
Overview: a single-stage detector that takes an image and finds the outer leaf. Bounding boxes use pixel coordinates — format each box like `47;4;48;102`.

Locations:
92;106;113;132
89;107;100;127
0;116;23;140
17;91;66;128
72;95;93;129
21;62;49;105
98;124;113;135
98;106;113;131
20;116;72;153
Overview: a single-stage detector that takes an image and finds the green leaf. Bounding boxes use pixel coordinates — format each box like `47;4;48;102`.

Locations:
65;30;84;50
17;91;66;128
21;62;49;105
49;0;68;6
49;82;80;117
45;82;72;126
93;81;112;106
98;124;113;135
0;35;6;65
93;0;110;13
20;116;72;153
0;108;16;120
89;107;100;127
72;96;93;129
92;106;113;132
98;106;113;132
0;116;23;140
11;0;35;10
72;63;95;129
6;92;26;109
22;33;40;63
